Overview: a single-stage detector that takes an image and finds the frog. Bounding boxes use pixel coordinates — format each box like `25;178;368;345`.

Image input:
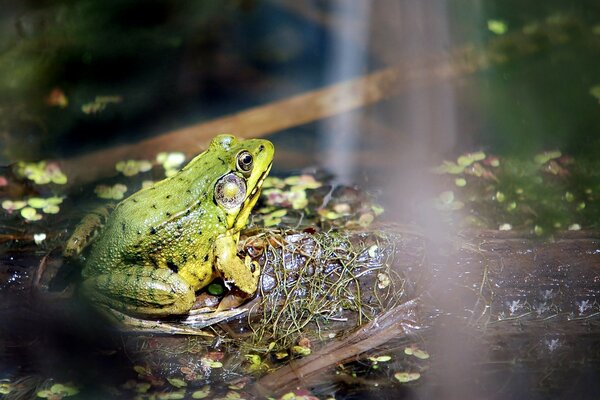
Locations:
65;134;274;319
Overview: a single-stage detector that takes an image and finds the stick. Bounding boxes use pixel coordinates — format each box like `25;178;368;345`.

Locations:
253;298;419;396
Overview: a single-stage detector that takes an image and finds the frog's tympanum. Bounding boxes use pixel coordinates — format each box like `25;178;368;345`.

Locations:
69;135;274;318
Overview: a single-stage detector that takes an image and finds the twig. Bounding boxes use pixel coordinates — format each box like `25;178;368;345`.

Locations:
253;298;419;396
59;17;581;186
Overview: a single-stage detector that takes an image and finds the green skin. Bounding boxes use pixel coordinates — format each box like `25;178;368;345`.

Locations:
77;135;274;317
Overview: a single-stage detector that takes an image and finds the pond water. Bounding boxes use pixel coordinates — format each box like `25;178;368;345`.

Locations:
1;1;599;399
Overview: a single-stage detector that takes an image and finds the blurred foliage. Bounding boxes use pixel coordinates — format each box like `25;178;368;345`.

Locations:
433;151;599;235
0;0;254;160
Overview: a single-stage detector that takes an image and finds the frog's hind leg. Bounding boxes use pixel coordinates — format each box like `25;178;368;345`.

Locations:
82;266;195;317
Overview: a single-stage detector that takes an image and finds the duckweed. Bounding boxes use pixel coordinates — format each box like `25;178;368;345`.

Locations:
95;183;128;200
14;161;68;185
36;383;79;398
157;152;186;177
394;372;421;383
116;159;153;177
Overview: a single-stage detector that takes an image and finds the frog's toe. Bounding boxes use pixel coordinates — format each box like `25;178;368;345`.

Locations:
184;307;248;328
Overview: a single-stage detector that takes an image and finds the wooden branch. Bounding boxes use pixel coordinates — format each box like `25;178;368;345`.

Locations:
59;17;578;186
60;66;406;186
253;298;419;396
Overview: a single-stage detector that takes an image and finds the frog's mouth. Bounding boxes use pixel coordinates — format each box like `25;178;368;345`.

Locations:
246;161;272;205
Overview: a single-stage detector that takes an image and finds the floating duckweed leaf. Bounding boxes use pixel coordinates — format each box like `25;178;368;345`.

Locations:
576;202;586;211
377;273;390;289
280;391;320;400
370;355;392;363
333;203;351;215
564;192;575;202
81;95;122;114
116;160;153;177
358;213;374;227
457;152;486;167
134;365;151;376
290;191;308;210
157;390;186;399
394;372;421;383
487;19;507;35
534;225;544;236
2;200;27;213
43;204;60;214
431;161;464;175
590;85;600;102
95;183;128;200
21;207;42;221
499;223;512;231
487;156;500;167
275;352;289;360
0;381;13;394
157;152;186;177
33;233;47;245
455;178;467;187
269;209;287;218
495;191;506;203
14;161;68;185
319;210;341;220
284;174;322;189
135;382;151;393
192;387;211;399
37;383;79;398
506;201;517;212
291;345;311;356
263;177;285;189
167;377;187;388
263;209;288;227
403;346;429;358
371;204;385;216
47;197;64;205
534;151;562;165
201;357;223;369
28;197;48;208
412;349;430;359
569;223;581;231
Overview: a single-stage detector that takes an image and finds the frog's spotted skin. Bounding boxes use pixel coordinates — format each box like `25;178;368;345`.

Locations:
76;134;274;317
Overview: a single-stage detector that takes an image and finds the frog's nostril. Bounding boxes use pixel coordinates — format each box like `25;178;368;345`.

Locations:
258;145;265;152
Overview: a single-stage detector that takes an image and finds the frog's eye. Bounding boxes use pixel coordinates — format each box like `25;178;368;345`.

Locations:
236;151;253;173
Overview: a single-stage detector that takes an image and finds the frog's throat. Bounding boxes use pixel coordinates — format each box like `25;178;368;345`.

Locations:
230;161;272;231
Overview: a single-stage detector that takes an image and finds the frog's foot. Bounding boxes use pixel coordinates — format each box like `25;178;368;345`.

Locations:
183;306;248;328
100;306;214;336
82;266;196;317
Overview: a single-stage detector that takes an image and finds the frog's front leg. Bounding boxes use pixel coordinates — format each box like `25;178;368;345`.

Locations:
82;266;196;317
214;234;260;296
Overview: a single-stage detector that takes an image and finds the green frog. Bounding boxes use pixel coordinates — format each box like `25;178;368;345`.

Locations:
66;134;274;318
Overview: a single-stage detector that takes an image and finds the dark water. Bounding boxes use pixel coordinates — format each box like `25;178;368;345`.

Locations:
1;1;600;399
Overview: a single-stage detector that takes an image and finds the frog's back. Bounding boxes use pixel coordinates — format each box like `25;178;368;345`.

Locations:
83;164;223;276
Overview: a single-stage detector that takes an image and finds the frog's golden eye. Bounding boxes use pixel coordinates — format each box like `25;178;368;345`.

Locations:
236;151;253;173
